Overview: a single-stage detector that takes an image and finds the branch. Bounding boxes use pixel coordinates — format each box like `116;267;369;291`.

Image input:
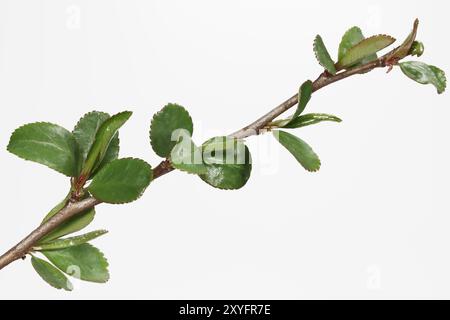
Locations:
0;50;392;271
0;197;100;270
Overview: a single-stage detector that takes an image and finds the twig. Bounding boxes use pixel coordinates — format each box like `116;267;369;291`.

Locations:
0;197;100;269
0;50;392;271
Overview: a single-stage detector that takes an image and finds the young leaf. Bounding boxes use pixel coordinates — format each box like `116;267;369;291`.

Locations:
31;256;73;291
386;19;419;61
88;158;153;204
73;111;120;176
170;137;207;175
338;26;377;66
93;133;119;175
41;194;71;223
150;103;194;158
199;137;252;190
313;35;337;75
399;61;446;94
35;230;108;251
339;27;364;60
42;243;109;283
7;122;78;177
38;194;96;243
39;209;95;243
283;113;342;129
273;130;321;172
336;35;396;70
284;80;313;127
80;111;132;178
73;111;109;162
409;41;424;57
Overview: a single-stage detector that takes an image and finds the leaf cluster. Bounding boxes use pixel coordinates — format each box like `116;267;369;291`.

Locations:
5;19;446;291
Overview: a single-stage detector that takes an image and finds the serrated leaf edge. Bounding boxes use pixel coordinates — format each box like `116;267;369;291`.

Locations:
149;103;194;158
313;35;337;75
34;229;109;251
72;111;111;132
430;66;447;94
7;121;77;177
399;61;447;94
283;113;343;129
88;157;153;204
198;149;253;191
338;26;363;60
84;243;109;283
31;255;74;291
198;163;253;191
337;34;396;69
273;131;321;173
43;243;110;283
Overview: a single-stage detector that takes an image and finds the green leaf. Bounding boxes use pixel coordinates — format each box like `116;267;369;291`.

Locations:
273;130;321;172
170;136;207;175
73;111;109;169
409;41;424;57
283;113;342;129
313;35;336;75
338;26;377;67
31;256;73;291
338;26;364;61
7;122;78;177
284;80;313;127
88;158;153;204
336;34;396;70
42;243;109;283
73;111;120;176
399;61;446;94
35;230;108;251
81;111;132;178
93;132;119;176
39;194;96;243
41;194;71;223
150;103;194;158
199;137;252;190
39;209;95;243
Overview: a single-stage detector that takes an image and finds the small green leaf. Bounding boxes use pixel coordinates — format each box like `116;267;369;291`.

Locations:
338;26;377;67
409;41;424;57
199;137;252;190
339;26;364;61
336;34;396;70
81;111;132;178
273;130;321;172
150;103;194;158
93;133;119;176
170;136;207;175
39;194;96;243
73;111;110;163
35;230;108;251
31;256;73;291
399;61;446;94
73;111;120;176
88;158;153;204
313;35;337;75
283;113;342;129
43;243;109;283
284;80;313;127
39;209;95;243
41;194;71;223
7;122;78;177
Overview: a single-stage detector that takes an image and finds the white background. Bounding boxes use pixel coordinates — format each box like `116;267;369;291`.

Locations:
0;0;449;299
